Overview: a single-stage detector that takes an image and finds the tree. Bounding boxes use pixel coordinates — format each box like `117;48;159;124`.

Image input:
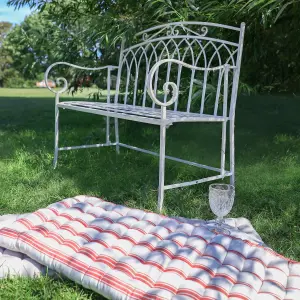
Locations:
3;12;61;80
0;22;13;44
0;22;14;87
4;7;110;79
6;0;300;92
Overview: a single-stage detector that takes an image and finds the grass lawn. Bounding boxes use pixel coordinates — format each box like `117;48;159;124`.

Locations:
0;88;300;299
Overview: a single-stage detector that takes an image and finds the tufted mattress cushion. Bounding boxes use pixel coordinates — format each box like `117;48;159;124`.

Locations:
0;196;299;299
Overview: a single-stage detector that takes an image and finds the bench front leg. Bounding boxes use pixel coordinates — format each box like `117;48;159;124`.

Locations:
53;94;60;169
147;60;179;212
158;107;167;213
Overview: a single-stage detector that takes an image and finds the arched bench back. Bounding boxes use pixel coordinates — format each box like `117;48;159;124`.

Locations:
114;22;245;117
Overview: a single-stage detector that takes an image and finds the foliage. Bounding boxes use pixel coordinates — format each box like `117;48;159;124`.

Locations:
0;22;13;87
0;19;48;87
4;76;36;88
0;22;12;45
5;0;300;92
3;12;65;80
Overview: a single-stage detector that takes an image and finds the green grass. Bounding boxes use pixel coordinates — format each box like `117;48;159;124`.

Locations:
1;88;300;298
0;276;100;300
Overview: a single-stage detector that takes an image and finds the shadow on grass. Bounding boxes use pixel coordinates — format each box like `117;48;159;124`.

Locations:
0;94;300;260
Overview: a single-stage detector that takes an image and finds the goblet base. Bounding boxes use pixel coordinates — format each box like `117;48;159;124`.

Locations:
212;226;231;235
210;220;232;235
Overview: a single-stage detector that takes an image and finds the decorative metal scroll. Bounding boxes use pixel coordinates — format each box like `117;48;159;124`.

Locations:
141;23;208;42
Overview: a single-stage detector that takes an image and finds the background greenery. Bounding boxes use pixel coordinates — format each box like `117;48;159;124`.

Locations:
1;0;300;92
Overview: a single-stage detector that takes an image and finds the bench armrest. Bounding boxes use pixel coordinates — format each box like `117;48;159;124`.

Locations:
147;58;235;107
44;62;119;94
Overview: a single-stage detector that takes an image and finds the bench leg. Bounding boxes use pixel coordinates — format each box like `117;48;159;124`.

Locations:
158;123;167;212
114;118;120;154
106;116;110;144
230;119;235;186
220;120;227;178
53;106;59;169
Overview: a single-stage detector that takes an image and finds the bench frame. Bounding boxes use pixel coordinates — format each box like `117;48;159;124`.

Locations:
45;22;245;212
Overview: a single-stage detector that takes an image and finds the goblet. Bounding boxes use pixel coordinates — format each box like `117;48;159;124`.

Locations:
209;184;235;234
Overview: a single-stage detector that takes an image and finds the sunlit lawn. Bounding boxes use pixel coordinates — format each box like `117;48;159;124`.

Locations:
0;88;300;299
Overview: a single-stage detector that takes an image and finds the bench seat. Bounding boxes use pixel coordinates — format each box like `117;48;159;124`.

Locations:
58;101;227;125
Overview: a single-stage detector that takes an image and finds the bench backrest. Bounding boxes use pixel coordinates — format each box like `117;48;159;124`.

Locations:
114;22;245;117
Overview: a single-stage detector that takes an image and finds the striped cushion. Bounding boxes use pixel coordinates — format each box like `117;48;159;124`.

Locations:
0;196;299;299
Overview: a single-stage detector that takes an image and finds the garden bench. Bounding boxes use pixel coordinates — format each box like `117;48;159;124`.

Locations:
45;22;245;212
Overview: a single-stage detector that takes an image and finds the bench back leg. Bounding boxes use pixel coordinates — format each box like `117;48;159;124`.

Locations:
230;119;235;186
53;95;60;169
106;117;110;144
115;118;120;154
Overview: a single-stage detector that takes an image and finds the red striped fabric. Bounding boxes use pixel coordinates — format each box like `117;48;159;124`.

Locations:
0;195;299;300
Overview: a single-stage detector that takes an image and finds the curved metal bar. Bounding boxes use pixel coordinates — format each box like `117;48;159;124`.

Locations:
136;22;242;37
147;59;235;107
124;35;239;53
44;62;118;94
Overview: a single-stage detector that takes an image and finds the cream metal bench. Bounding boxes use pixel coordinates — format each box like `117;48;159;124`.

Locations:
45;22;245;212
